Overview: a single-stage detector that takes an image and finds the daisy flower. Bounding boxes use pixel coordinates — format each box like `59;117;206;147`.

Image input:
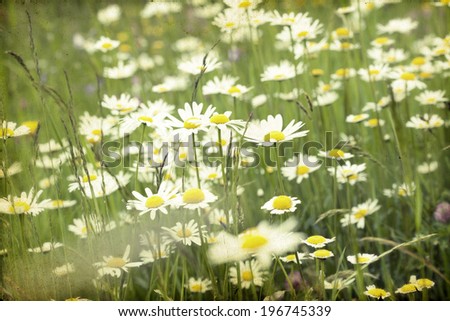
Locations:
103;60;137;79
409;275;435;291
243;114;308;145
168;102;215;139
276;16;323;42
212;8;244;33
340;199;381;229
67;169;123;199
94;245;142;278
316;92;339;106
202;75;239;95
415;90;447;106
364;118;385;128
0;188;49;216
28;241;64;253
186;277;212;293
364;285;391;300
310;249;334;260
261;195;301;215
162;219;207;246
318;149;353;160
358;64;390;82
362;96;391;112
42;199;77;210
377;17;418;34
78;112;115;144
331;68;356;80
406;114;444;129
127;182;178;219
270;11;305;26
38;139;69;153
97;4;121;25
370;36;394;47
224;0;261;9
324;277;355;291
390;70;426;91
208;111;245;131
119;103;169;136
152;75;189;93
346;253;378;265
208;217;303;268
139;244;172;264
68;215;116;239
53;263;76;277
417;161;438;174
279;252;312;264
208;208;233;226
229;259;267;289
281;154;321;184
328;161;367;185
101;93;139;115
175;187;218;210
178;53;222;75
94;36;120;53
1;121;30;140
200;166;223;183
383;182;416;198
346;113;370;123
260;60;299;82
0;161;22;178
303;235;335;248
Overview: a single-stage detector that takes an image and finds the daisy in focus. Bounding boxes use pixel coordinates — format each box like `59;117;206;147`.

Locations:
162;220;207;246
243;114;308;145
364;285;391;300
186;277;212;293
328;161;367;185
346;253;378;265
303;235;335;248
261;195;301;215
175;187;218;210
281;154;321;184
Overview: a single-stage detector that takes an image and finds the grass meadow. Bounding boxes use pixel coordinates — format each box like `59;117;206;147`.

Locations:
0;0;449;301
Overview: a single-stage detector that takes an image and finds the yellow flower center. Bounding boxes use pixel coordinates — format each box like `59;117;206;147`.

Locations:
357;256;371;263
367;119;379;127
9;200;31;214
81;226;87;234
207;173;218;180
190;283;203;292
264;130;285;142
176;227;192;238
374;37;389;45
297;31;309;38
296;165;310;175
210;114;230;124
306;235;326;245
398;284;417;294
106;257;126;268
101;42;113;49
412;56;426;66
340;42;352;49
145;195;164;208
52;200;65;207
238;0;252;8
328;149;345;158
367;288;388;298
416;278;434;289
82;174;98;183
335;27;350;37
138;115;154;123
273;74;285;80
272;195;293;210
242;270;253;281
352;114;366;122
419;72;432;79
225;22;235;28
182;188;205;204
401;72;416;81
22;121;39;133
240;230;268;249
322;84;331;92
398;188;407;196
91;129;102;136
369;69;380;75
335;68;349;77
227;86;241;94
354;209;368;219
183;117;201;129
1;128;14;138
284;17;295;24
313;249;332;259
286;254;297;261
311;69;324;76
434;48;446;56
